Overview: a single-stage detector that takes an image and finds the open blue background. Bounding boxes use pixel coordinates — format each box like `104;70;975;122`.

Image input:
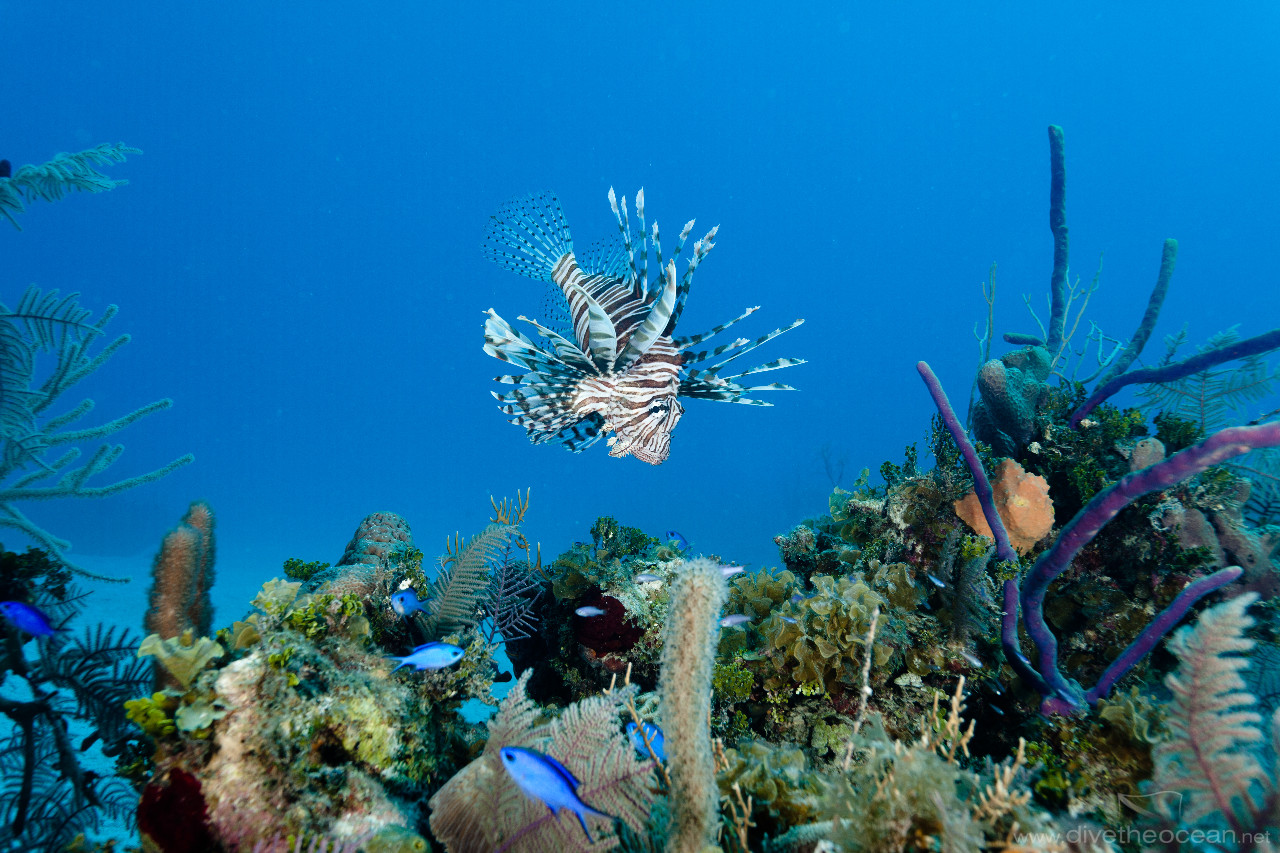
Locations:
3;2;1278;623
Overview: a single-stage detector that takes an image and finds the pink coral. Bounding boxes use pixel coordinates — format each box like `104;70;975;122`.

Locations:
954;458;1054;554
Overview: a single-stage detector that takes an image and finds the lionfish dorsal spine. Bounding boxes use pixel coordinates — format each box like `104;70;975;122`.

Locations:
616;259;678;371
567;282;619;372
636;189;650;294
668;224;718;333
651;221;663;289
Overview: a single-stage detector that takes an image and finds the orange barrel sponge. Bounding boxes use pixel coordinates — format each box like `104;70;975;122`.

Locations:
954;459;1053;554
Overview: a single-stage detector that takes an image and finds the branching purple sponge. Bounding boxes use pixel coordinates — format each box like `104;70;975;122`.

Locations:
1017;420;1279;714
1069;326;1280;428
919;362;1278;715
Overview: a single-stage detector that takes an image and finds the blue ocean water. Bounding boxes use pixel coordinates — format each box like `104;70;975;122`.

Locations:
3;1;1277;626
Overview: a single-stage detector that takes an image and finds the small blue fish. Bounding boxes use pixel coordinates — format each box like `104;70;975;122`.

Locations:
926;574;948;589
387;641;465;672
779;615;798;624
626;721;666;762
500;746;613;841
0;601;58;637
665;530;690;550
575;606;606;617
720;565;744;578
390;587;429;618
634;573;662;584
719;614;751;628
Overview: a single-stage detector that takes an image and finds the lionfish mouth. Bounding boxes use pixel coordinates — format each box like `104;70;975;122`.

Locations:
480;187;806;464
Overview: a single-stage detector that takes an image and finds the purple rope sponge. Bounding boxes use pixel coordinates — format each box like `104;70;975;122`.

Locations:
1069;327;1280;428
916;361;1017;562
1023;419;1280;712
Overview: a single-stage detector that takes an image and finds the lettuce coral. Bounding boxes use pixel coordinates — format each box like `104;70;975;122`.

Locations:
765;574;888;693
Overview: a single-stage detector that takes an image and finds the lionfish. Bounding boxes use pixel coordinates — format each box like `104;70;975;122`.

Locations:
481;188;805;464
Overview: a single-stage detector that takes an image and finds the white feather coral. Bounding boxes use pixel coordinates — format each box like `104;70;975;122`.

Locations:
1152;592;1269;832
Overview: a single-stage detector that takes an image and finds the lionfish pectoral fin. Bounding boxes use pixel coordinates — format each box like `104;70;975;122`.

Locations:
482;191;574;283
616;259;678;370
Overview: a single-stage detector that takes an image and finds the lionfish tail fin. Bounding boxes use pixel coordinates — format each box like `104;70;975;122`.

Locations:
483;191;574;282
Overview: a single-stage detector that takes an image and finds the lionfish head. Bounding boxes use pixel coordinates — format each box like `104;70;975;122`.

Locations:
605;394;683;464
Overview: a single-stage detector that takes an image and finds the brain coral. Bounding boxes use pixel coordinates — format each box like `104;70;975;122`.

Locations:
954;458;1053;554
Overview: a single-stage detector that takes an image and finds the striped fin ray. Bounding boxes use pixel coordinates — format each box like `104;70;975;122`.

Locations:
702;319;805;374
666;225;719;334
652;221;664;289
678;373;777;405
566;283;618;371
635;188;649;294
616;260;678;370
681;336;751;367
578;238;629;280
482;191;574;282
515;314;598;374
494;386;592;443
607;187;638;286
482;309;589;379
716;356;808;380
673;305;760;349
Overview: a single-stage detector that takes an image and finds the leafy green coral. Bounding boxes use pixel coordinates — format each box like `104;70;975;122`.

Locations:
765;574;888;693
124;691;179;739
281;558;330;582
718;742;825;838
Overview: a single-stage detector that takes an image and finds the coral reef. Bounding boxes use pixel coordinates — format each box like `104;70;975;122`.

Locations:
301;512;415;600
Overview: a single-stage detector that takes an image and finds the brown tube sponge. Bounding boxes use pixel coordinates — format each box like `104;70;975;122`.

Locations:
659;557;728;853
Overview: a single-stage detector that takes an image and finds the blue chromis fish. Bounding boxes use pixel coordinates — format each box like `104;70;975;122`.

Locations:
575;606;606;617
666;530;690;550
634;573;662;584
626;721;666;762
388;641;465;672
719;614;751;628
500;746;613;841
390;587;429;618
0;601;58;636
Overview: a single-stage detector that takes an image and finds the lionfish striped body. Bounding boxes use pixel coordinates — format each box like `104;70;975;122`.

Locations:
482;188;804;464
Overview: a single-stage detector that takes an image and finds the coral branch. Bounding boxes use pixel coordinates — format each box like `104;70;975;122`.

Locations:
1045;125;1069;357
916;361;1017;562
1069;326;1280;427
1022;421;1280;713
1090;238;1178;391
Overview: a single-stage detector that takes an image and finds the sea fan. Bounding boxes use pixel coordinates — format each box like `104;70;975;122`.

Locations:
1152;591;1271;832
483;535;541;644
424;522;521;638
428;672;657;852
